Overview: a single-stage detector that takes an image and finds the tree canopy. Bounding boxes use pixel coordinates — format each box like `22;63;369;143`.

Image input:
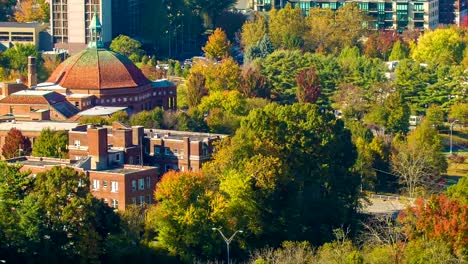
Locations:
1;128;31;159
32;128;68;158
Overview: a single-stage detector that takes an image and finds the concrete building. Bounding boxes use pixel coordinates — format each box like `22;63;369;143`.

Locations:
0;22;49;51
51;0;112;53
254;0;439;31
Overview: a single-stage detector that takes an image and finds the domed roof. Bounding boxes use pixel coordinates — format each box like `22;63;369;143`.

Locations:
47;48;150;90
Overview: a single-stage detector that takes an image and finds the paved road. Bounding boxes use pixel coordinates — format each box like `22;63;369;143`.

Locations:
361;195;415;215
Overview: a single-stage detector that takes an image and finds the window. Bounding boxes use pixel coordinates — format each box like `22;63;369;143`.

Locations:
173;148;178;155
92;179;100;190
116;154;120;161
132;180;136;191
138;178;145;190
75;101;79;107
132;197;137;205
154;146;161;156
146;195;152;204
111;199;118;209
103;198;108;204
165;147;171;155
74;140;80;147
146;177;150;189
102;180;108;189
111;181;118;193
139;196;145;204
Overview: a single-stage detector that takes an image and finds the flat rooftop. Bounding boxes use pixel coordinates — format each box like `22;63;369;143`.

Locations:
146;128;226;141
8;157;158;175
0;22;47;28
0;120;78;132
78;106;127;116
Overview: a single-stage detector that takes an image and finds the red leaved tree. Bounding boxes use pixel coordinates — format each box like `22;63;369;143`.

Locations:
376;30;400;60
296;67;321;104
2;128;32;159
398;195;468;255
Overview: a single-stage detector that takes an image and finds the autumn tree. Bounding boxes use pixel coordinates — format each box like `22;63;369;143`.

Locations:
32;128;68;158
425;104;445;130
239;64;270;98
305;3;367;54
204;56;241;92
202;28;232;60
412;27;465;65
399;194;468;256
269;3;306;49
15;0;49;23
146;171;227;261
186;71;207;108
391;119;448;197
1;128;32;159
241;12;268;48
204;103;359;246
448;102;467;126
296;67;321;103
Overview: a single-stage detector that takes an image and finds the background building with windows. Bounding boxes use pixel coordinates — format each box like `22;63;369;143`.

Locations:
291;0;438;30
253;0;439;31
50;0;112;53
0;22;49;51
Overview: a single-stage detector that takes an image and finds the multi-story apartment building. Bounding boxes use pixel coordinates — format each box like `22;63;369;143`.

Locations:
50;0;112;53
254;0;439;31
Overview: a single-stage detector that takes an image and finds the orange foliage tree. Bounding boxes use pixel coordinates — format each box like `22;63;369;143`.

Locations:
399;194;468;255
15;0;49;23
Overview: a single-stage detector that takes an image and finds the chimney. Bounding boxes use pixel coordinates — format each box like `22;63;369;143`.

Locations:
27;56;37;88
132;126;144;146
87;127;108;170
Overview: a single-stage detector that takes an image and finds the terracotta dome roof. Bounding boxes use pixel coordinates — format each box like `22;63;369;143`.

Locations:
47;48;151;90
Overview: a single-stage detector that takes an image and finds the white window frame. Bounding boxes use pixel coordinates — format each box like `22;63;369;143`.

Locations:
111;181;118;193
92;179;99;190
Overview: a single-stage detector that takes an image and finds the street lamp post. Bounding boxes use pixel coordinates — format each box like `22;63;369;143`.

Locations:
212;228;243;264
449;119;459;155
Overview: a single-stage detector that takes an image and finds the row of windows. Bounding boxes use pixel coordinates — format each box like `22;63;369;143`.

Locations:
93;180;118;192
131;177;151;191
154;144;209;157
131;195;152;205
96;91;173;104
103;198;118;209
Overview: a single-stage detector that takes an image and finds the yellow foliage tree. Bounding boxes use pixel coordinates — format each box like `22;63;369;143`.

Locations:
202;28;231;60
269;3;306;49
15;0;49;23
240;12;268;48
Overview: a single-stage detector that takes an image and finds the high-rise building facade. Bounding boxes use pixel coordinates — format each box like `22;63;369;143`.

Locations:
439;0;467;25
50;0;112;53
254;0;439;31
